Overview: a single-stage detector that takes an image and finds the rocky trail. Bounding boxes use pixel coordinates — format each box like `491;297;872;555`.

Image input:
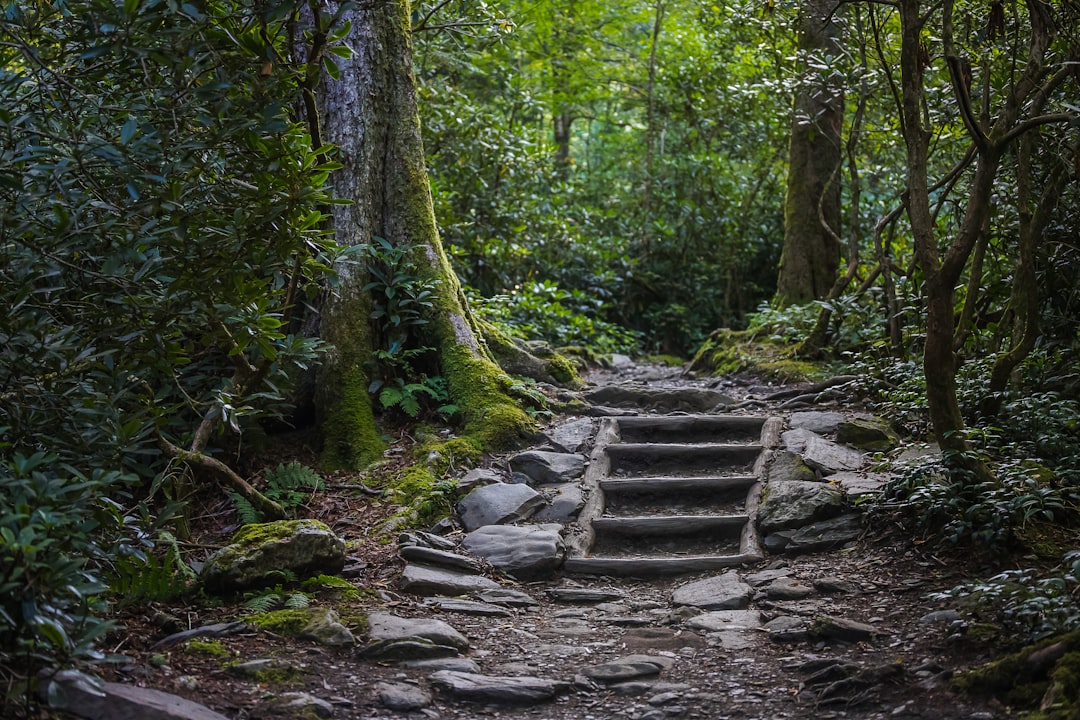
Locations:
50;361;1007;720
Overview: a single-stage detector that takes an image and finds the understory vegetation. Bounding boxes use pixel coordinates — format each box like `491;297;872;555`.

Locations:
2;0;1079;715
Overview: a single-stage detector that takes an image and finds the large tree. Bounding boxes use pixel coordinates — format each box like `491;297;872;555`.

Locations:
310;0;552;469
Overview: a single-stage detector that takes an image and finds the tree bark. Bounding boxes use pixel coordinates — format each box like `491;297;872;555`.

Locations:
775;0;844;306
314;0;534;469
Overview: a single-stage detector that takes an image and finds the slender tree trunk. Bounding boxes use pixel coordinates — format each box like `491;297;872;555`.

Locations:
775;0;844;306
642;0;665;218
314;0;533;468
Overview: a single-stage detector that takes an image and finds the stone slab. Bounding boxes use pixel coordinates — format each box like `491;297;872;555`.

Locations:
399;563;499;597
457;482;545;531
671;572;753;610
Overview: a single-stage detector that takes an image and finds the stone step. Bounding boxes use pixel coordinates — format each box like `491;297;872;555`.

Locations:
564;553;762;577
606;443;762;478
600;475;757;494
615;415;767;444
591;514;748;535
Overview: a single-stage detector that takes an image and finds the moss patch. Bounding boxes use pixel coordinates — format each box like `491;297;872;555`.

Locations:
248;609;313;636
184;639;231;659
687;328;825;381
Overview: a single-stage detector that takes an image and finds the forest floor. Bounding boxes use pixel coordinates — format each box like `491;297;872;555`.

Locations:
69;362;1020;720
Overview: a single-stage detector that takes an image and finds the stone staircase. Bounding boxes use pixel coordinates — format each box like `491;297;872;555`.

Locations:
565;413;783;576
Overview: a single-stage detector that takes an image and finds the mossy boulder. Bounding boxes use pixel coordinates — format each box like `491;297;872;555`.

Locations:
836;417;900;452
201;520;346;595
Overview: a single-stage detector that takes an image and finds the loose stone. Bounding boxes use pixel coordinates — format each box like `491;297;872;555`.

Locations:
376;681;432;711
428;670;570;704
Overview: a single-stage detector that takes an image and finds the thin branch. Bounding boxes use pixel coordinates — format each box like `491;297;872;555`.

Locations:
412;0;455;33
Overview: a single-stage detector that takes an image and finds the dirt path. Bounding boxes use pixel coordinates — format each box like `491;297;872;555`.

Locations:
85;362;1006;720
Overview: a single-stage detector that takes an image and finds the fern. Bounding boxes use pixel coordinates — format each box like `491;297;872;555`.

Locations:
229;463;323;524
109;531;196;605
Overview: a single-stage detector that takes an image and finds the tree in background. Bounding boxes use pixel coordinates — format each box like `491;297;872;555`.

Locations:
776;0;845;306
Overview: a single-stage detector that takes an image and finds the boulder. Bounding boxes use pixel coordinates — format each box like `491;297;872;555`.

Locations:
802;435;864;474
201;520;345;594
781;427;818;453
757;480;844;533
533;483;586;523
671;572;753;610
361;612;469;661
767;451;817;483
463;524;565;580
544;418;595;454
457;482;545;531
376;681;432;711
508;450;585;485
782;513;863;554
837;416;901;452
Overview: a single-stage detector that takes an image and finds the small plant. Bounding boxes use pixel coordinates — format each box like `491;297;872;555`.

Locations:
230;463;323;524
109;530;197;606
932;551;1080;642
242;584;311;613
376;375;458;420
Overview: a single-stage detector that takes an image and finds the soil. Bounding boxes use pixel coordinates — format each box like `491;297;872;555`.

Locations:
19;363;1021;719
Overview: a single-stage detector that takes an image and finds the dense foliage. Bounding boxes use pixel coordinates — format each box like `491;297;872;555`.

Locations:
1;0;337;682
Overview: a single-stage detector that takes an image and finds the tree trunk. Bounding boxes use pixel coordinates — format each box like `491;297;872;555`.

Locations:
775;0;844;306
314;0;534;469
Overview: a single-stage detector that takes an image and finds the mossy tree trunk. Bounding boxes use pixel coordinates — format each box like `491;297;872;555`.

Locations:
775;0;844;307
314;0;534;469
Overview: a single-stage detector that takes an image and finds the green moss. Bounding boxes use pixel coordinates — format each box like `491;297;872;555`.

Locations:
645;354;685;367
184;639;231;659
688;328;825;381
340;614;370;634
299;574;370;602
320;365;385;470
546;351;582;386
248;609;312;636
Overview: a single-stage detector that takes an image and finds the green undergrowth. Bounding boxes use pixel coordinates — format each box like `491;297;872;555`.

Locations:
185;639;231;659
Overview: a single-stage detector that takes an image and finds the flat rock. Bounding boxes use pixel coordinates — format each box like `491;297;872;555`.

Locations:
508;450;586;485
533;483;586;523
422;598;512;617
920;610;961;624
463;524;565;580
376;681;431;711
366;612;468;649
744;569;793;586
766;577;814;600
671;572;753;610
802;435;864;474
473;588;539;607
783;513;863;554
686;610;762;632
399;657;481;673
832;471;888;497
813;615;886;642
710;630;756;651
399;563;499;596
583;662;662;683
548;588;626;604
399;531;458;551
40;670;230;720
457;483;545;531
789;411;845;434
814;576;859;594
762;615;811;641
399;545;480;572
201;519;345;595
757;480;843;533
768;451;817;483
544;418;595;454
429;671;569;704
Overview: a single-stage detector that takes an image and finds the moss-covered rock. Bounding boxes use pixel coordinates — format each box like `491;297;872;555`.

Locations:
687;328;822;381
836;417;900;452
201;520;346;595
